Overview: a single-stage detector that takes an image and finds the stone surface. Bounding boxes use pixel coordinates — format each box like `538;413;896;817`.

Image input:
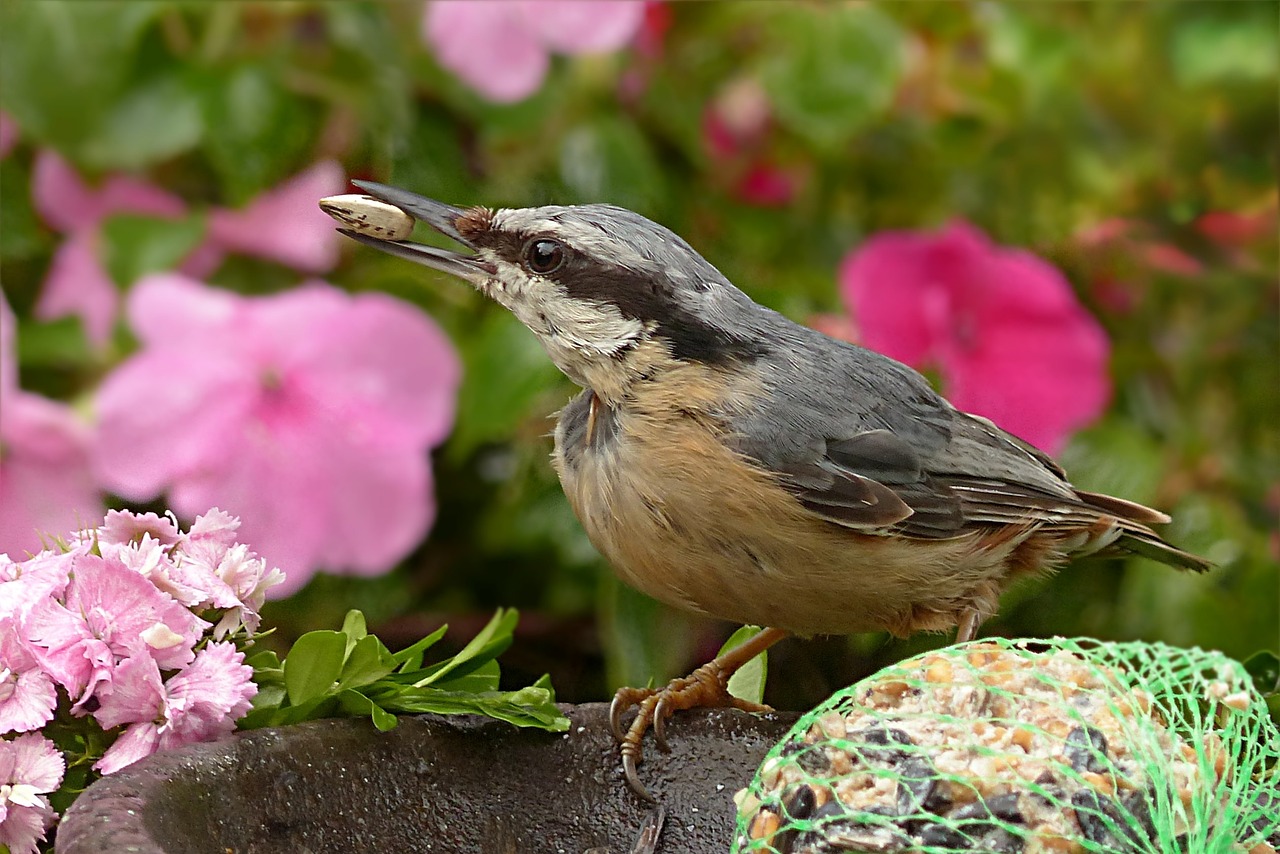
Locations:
55;703;800;853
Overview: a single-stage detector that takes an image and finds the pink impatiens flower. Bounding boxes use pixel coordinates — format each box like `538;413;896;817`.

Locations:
0;732;64;854
839;221;1110;454
30;154;345;345
0;291;104;557
31;150;186;345
92;274;461;595
182;160;346;277
93;642;256;775
423;0;645;102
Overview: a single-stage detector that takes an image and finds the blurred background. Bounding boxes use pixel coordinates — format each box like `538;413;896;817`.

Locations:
1;1;1276;713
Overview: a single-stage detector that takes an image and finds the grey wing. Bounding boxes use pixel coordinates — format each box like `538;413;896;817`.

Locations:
729;332;1099;538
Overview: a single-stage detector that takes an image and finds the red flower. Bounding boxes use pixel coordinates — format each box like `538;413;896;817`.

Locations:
839;221;1110;454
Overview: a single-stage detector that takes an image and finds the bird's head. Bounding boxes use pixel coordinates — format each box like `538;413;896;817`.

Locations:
338;181;768;400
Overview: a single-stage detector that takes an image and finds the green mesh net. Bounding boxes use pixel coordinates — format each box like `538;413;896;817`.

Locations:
733;638;1279;854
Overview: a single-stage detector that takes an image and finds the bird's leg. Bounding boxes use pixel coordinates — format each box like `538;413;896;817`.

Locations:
609;626;789;800
956;608;982;643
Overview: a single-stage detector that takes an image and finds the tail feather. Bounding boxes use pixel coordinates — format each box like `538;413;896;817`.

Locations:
1076;489;1213;573
1115;529;1214;572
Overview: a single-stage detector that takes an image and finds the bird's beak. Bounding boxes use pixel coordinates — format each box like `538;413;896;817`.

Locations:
338;180;496;283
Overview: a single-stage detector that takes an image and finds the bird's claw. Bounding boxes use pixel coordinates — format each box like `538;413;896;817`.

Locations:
609;661;772;801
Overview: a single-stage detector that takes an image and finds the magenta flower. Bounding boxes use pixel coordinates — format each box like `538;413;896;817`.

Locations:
93;642;256;775
839;221;1110;454
31;150;186;345
0;732;64;854
25;553;207;708
423;0;644;103
0;292;104;557
92;274;462;595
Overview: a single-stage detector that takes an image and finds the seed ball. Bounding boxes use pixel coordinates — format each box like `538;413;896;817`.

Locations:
319;194;415;240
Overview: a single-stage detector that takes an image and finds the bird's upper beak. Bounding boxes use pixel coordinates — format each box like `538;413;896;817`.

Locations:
338;180;496;283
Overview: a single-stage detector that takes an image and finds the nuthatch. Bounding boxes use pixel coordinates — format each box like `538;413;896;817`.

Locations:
324;182;1211;800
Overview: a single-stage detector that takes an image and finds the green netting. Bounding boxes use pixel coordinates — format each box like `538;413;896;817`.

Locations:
733;638;1279;854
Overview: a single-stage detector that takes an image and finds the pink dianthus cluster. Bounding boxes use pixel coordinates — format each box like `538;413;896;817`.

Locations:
0;509;280;854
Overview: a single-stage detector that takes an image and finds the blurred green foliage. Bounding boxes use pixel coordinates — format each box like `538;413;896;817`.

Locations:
1;1;1275;711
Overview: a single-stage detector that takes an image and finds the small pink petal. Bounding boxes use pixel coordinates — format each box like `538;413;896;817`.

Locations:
31;150;183;233
34;229;120;345
5;732;65;793
424;0;550;103
93;720;160;774
520;0;645;54
204;161;345;273
92;653;163;730
0;391;102;559
31;151;99;232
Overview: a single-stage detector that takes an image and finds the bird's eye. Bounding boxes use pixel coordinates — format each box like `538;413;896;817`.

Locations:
524;238;565;275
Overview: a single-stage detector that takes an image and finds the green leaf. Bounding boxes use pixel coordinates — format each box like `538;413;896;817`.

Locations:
0;2;159;157
338;634;396;690
761;5;906;150
557;116;668;212
79;72;205;170
0;160;46;260
1170;8;1279;85
391;624;448;672
412;608;517;688
283;630;347;705
100;213;207;289
340;610;369;657
199;61;318;205
722;626;769;706
336;689;399;732
428;658;500;694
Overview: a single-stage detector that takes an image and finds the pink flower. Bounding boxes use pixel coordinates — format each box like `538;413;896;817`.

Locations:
423;0;644;103
31;150;186;345
92;275;461;595
0;292;103;557
0;732;64;854
25;553;206;707
31;154;344;345
0;621;57;735
182;160;345;277
839;221;1110;454
93;642;256;774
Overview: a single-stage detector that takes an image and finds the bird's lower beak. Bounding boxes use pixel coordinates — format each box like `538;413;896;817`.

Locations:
337;180;496;283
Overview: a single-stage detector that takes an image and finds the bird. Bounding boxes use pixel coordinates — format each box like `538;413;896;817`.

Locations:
326;181;1211;800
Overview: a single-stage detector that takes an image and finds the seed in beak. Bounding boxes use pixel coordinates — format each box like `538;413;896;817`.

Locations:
318;194;416;241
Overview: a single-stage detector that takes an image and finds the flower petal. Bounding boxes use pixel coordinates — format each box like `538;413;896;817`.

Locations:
520;0;645;54
424;0;550;103
204;161;345;273
34;230;120;345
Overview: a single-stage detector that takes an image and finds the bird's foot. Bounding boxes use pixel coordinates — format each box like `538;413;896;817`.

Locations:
609;660;772;801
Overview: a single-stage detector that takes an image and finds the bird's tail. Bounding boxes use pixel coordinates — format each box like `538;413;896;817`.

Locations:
1076;489;1214;572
